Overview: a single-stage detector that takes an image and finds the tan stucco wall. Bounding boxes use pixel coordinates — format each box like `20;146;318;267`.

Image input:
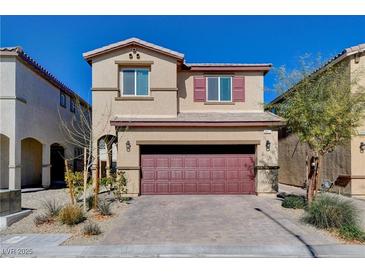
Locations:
349;53;365;197
0;55;83;189
20;138;42;187
178;71;264;112
117;127;278;195
278;53;365;197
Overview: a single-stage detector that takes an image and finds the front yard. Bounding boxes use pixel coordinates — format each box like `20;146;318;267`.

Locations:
0;188;131;245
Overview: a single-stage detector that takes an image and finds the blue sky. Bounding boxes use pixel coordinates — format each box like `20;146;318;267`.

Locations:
1;16;365;104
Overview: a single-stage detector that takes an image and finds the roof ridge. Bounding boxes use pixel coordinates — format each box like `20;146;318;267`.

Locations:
1;46;89;107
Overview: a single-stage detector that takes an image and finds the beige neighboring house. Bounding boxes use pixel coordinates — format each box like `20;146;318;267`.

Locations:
0;47;90;191
270;43;365;198
84;37;285;196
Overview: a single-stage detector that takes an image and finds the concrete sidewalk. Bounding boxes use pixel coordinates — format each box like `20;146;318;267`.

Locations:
1;243;365;258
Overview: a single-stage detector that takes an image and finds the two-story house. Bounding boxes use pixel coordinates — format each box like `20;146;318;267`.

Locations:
84;38;284;196
270;43;365;198
0;47;89;191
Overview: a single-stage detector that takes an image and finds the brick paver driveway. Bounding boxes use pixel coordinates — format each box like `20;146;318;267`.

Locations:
101;195;339;247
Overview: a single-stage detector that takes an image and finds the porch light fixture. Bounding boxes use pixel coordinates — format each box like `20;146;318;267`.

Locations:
126;140;131;152
265;140;271;151
360;142;365;153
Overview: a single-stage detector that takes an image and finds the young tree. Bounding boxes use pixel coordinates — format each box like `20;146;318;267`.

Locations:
270;55;365;203
58;99;116;211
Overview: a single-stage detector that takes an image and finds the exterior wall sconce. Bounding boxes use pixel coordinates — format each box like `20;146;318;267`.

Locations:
266;140;271;151
126;140;131;152
360;142;365;153
129;53;133;59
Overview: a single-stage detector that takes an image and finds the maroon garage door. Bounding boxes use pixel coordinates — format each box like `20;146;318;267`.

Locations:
141;151;255;195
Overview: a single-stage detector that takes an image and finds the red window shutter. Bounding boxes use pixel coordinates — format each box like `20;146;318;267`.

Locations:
193;76;206;102
232;76;245;102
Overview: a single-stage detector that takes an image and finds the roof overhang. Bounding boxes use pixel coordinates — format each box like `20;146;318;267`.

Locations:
83;37;185;64
110;120;285;128
269;43;365;105
183;63;272;74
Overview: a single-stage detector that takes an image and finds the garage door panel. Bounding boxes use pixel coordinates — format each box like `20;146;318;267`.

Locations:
212;170;225;180
171;170;184;180
156;157;169;168
227;182;240;193
141;153;255;195
198;170;211;180
170;183;184;193
184;183;197;192
212;183;226;192
156;183;169;193
197;182;211;193
156;170;169;180
142;170;155;180
141;157;155;168
141;183;155;193
185;157;198;167
170;157;184;168
185;170;197;180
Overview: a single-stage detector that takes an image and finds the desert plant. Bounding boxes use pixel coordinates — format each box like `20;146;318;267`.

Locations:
282;195;306;209
338;223;365;242
42;199;62;217
58;204;85;226
83;221;101;236
303;194;359;229
34;214;52;226
97;199;112;216
86;195;95;211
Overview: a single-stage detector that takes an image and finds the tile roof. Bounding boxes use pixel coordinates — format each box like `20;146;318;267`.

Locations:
269;42;365;105
83;37;185;61
112;111;285;123
0;47;89;108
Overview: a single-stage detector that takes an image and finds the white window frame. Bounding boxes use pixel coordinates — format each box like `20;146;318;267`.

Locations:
120;68;150;96
206;76;232;102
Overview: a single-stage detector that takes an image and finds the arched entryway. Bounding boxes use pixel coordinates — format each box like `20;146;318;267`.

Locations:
21;137;42;188
0;134;10;189
50;143;65;187
98;135;117;178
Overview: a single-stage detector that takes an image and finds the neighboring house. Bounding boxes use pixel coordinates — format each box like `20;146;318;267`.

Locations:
83;37;285;196
270;43;365;198
0;47;90;190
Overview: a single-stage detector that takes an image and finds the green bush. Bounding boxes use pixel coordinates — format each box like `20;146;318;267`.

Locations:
42;199;62;217
338;224;365;242
303;194;359;229
34;214;52;226
282;195;306;209
59;204;85;226
83;222;101;236
97;199;112;216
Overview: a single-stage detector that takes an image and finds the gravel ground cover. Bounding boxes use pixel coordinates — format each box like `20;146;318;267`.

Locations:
0;188;130;245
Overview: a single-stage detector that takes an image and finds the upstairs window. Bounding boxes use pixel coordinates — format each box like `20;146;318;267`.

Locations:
70;99;76;113
60;91;67;108
206;76;232;102
121;68;149;96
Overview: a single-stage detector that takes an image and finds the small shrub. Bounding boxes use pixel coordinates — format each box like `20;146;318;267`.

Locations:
119;197;132;203
86;195;95;211
97;199;112;216
34;214;52;226
282;195;306;209
303;194;359;229
59;204;85;226
338;224;365;242
42;199;62;217
83;221;101;236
